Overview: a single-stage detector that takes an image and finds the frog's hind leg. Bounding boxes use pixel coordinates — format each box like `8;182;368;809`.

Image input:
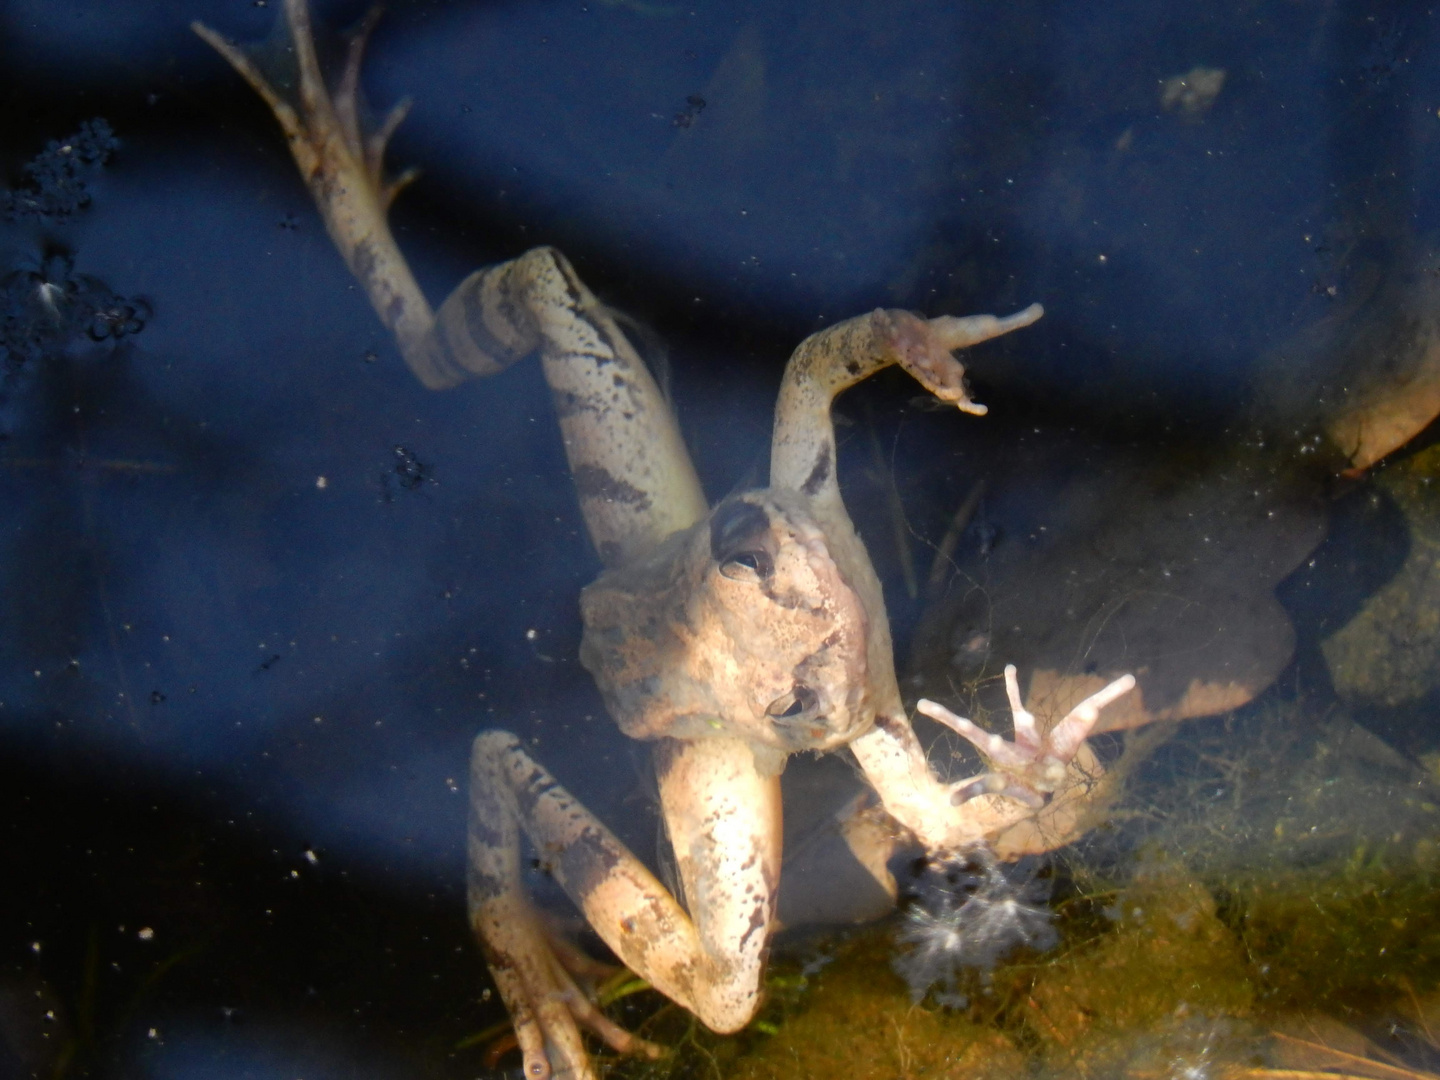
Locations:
470;734;666;1080
194;0;707;564
192;0;450;385
470;731;781;1080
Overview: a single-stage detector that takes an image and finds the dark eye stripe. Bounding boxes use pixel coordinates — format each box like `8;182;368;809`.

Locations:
709;497;771;564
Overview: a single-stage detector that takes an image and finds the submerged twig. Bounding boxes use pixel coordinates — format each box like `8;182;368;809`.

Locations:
925;479;986;599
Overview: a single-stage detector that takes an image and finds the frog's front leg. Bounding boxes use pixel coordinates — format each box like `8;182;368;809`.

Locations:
767;306;1136;853
768;306;1045;750
471;731;780;1080
194;0;706;565
851;669;1136;856
918;664;1137;807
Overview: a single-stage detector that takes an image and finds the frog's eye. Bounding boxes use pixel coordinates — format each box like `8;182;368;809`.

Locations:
719;549;774;582
766;684;817;719
710;497;777;582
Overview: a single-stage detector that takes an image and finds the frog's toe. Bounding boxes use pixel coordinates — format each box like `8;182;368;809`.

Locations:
561;981;667;1062
917;663;1135;803
883;302;1045;417
486;936;663;1080
484;954;586;1080
193;0;412;202
190;19;292;124
946;769;1048;809
882;310;988;415
928;303;1044;353
327;2;420;204
916;694;1055;804
1046;671;1136;761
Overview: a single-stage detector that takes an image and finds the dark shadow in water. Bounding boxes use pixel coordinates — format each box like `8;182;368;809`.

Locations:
0;720;505;1080
1;1;1439;1076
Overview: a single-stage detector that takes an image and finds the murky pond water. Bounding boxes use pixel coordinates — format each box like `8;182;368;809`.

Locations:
4;1;1440;1077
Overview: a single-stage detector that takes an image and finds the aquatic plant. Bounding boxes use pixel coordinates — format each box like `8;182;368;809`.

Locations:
891;849;1058;1008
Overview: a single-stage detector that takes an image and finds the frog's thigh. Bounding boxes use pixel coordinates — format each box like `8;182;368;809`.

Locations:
469;731;778;1034
438;247;706;566
653;736;782;1031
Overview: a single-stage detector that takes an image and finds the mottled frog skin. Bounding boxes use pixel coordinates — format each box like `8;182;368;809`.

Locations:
580;490;871;755
194;5;1136;1078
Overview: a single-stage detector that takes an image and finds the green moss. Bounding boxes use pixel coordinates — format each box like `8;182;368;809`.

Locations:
1217;861;1440;1012
722;930;1026;1080
1325;443;1440;705
1001;852;1255;1074
608;704;1440;1079
701;849;1437;1079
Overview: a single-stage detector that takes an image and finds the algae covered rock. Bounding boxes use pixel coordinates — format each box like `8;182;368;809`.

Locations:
1324;443;1440;707
723;930;1026;1080
1023;852;1254;1061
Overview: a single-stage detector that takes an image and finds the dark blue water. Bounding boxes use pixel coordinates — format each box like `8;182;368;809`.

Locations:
2;1;1437;1076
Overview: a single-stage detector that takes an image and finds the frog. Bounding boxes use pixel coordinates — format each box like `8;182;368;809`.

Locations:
192;3;1136;1077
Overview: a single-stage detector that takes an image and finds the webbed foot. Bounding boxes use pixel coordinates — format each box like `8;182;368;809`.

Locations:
475;903;665;1080
917;664;1135;808
891;304;1044;416
192;0;416;209
193;0;454;386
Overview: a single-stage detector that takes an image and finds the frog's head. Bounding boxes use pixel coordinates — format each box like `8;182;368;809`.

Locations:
580;491;872;754
701;492;873;750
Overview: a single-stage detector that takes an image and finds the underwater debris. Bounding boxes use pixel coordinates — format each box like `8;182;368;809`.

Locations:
378;445;435;501
1358;19;1409;92
1160;66;1227;116
0;247;150;438
0;120;145;388
391;445;432;490
672;94;706;128
0;250;151;375
891;850;1057;1008
2;119;119;221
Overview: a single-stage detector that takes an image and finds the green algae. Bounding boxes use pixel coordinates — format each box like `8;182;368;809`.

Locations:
599;688;1440;1080
689;850;1261;1080
1325;443;1440;707
1021;854;1256;1057
722;930;1026;1080
696;846;1438;1080
670;698;1440;1080
1218;860;1440;1013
